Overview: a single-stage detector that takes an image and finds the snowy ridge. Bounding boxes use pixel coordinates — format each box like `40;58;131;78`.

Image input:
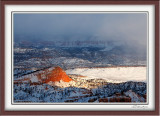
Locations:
14;67;55;81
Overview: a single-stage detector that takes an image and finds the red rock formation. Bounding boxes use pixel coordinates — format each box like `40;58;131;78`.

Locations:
44;66;72;83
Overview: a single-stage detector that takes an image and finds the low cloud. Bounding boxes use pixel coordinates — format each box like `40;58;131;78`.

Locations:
14;13;147;52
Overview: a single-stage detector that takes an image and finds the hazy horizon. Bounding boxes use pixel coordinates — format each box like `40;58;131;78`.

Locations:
14;13;147;53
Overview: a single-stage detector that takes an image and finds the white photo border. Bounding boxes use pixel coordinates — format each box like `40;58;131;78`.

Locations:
5;5;155;111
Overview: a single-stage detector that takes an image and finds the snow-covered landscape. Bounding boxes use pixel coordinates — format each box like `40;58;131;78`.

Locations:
13;41;147;103
13;13;147;103
14;66;147;103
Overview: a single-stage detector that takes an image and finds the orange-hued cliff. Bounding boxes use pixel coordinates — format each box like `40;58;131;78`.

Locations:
44;66;72;83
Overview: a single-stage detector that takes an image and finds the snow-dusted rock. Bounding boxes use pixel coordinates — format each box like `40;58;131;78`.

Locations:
124;90;145;102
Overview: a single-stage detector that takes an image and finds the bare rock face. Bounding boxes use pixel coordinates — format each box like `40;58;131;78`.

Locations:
109;97;131;102
88;98;98;102
99;97;131;102
44;66;72;83
65;99;78;102
99;98;109;102
115;93;121;96
98;92;132;102
143;94;147;99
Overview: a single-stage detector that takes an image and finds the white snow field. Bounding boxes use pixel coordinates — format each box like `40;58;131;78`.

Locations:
66;67;146;83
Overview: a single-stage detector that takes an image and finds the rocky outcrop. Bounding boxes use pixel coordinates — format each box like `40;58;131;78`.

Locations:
99;98;109;102
44;66;72;83
88;98;97;102
99;96;131;102
109;97;131;102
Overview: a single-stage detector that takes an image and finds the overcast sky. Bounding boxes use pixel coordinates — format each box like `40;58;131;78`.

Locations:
14;13;147;49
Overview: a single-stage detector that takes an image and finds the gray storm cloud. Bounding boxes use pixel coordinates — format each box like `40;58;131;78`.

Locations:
14;13;147;50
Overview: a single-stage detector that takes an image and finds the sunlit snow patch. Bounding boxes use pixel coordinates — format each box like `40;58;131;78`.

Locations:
66;67;146;83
